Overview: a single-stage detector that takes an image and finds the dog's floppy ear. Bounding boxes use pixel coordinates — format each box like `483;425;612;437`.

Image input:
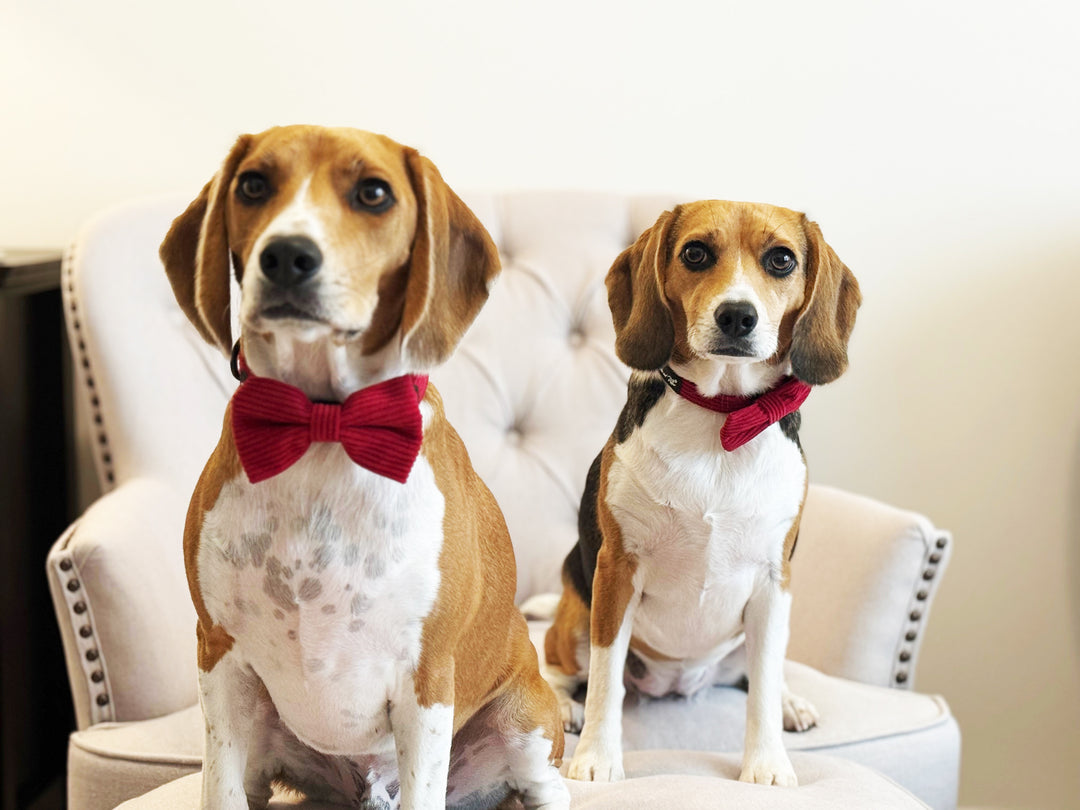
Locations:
789;217;862;385
397;150;500;369
159;135;251;356
606;210;676;370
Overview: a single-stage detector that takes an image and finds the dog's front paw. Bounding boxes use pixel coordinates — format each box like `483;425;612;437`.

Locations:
567;739;624;782
739;751;797;787
782;690;819;733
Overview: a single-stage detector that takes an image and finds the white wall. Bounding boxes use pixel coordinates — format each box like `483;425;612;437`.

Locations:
4;0;1079;806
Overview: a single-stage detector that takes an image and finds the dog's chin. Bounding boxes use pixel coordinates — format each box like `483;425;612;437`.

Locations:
701;344;772;364
245;306;368;344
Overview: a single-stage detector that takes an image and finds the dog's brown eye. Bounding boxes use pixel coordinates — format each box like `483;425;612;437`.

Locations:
351;179;395;213
763;247;797;277
680;241;715;271
236;172;270;204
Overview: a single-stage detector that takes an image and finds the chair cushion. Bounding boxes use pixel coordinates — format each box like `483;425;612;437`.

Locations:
610;662;958;809
67;705;202;810
528;619;958;810
66;655;958;810
116;751;928;809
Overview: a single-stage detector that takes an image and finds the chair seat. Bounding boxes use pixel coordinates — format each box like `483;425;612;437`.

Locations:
116;751;929;809
526;622;958;809
67;655;958;810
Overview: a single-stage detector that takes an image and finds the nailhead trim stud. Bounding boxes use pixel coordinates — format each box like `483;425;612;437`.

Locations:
893;533;949;687
62;244;116;490
53;548;114;724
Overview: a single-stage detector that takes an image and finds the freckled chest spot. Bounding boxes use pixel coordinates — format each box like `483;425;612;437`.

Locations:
298;577;323;601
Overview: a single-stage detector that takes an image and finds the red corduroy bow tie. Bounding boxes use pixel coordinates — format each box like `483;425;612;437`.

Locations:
658;366;811;451
230;354;428;484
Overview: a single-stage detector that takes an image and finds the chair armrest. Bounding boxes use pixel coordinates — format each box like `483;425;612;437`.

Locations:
47;478;197;729
787;484;952;690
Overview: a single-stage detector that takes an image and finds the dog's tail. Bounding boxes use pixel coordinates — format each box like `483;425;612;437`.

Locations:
518;592;561;621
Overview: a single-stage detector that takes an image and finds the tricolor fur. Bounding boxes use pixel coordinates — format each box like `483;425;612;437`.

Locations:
542;200;860;787
161;126;568;810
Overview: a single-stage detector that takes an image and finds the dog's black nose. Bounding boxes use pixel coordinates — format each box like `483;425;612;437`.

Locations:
715;301;758;338
259;236;323;287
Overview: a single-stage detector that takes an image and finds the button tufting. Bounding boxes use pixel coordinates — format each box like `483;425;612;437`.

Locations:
568;329;585;348
506;427;523;446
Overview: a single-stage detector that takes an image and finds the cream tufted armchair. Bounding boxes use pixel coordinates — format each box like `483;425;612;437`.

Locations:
48;193;959;810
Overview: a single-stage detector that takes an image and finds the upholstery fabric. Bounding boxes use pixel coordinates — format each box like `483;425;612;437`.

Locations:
526;623;957;808
115;752;929;809
50;192;959;810
786;485;951;690
67;706;201;810
46;478;197;729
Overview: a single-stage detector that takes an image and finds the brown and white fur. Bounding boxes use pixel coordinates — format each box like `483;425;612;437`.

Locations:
160;126;569;810
541;201;861;787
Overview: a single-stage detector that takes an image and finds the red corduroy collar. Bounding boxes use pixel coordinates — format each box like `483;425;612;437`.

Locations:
657;365;811;451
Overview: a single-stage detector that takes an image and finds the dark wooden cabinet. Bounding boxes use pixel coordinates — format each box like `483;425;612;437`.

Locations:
1;251;74;810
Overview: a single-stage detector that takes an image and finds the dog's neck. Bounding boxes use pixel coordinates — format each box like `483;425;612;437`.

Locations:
240;330;408;402
667;356;791;398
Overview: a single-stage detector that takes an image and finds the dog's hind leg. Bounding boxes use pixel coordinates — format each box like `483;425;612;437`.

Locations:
539;585;591;733
498;670;570;810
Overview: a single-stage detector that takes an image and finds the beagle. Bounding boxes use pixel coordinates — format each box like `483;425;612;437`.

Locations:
160;126;569;810
541;200;861;787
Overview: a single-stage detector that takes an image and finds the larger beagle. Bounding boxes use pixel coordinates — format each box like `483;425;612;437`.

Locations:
160;126;569;810
542;201;861;787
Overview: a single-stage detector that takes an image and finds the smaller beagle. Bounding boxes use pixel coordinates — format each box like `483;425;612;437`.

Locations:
542;200;861;787
160;126;568;810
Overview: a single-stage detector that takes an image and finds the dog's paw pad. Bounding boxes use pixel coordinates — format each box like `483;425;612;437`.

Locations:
782;692;819;733
739;755;798;787
558;697;584;734
567;745;624;782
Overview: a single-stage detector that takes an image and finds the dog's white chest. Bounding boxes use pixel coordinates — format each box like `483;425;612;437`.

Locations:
197;444;445;754
610;396;805;660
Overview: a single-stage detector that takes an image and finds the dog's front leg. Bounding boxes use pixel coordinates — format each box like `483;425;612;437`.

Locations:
199;649;264;809
567;546;640;782
739;575;797;787
391;669;455;810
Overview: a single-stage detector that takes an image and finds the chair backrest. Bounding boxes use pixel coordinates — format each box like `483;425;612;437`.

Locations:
54;192;952;729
